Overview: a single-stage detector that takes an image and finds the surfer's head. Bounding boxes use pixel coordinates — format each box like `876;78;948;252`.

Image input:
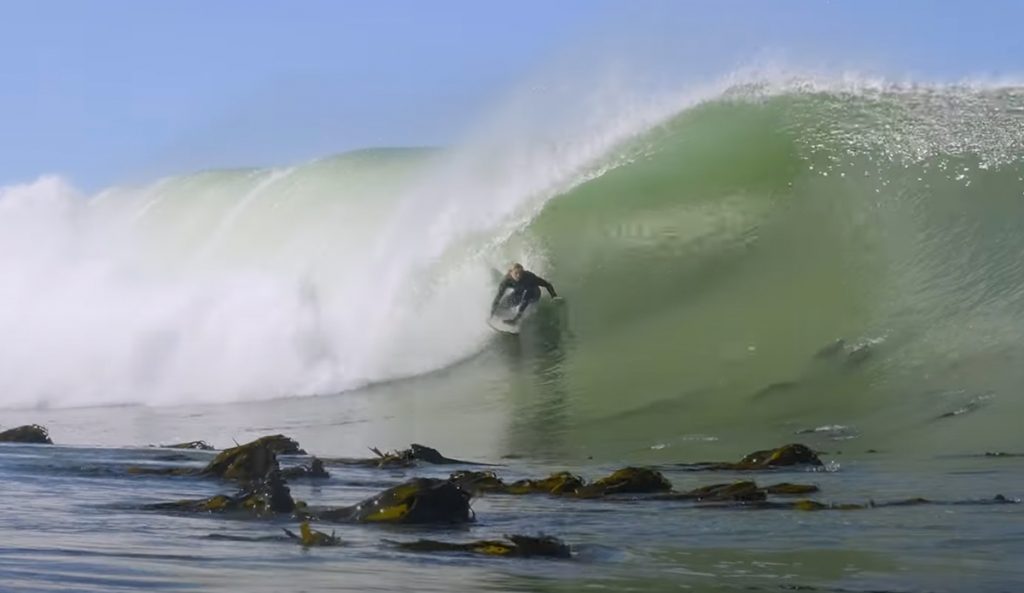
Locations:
509;263;524;281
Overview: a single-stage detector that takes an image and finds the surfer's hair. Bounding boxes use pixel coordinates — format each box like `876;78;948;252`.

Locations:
511;263;524;272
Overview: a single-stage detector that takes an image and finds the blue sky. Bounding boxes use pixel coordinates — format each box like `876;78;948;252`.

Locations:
1;0;1021;189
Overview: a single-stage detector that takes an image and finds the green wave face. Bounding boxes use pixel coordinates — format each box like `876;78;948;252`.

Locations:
504;87;1024;459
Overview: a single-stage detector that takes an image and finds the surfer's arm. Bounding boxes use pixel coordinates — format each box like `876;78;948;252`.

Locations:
491;278;511;313
536;276;557;298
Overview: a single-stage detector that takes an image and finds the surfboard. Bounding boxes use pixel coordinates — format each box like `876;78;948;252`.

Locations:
487;293;559;335
487;316;520;334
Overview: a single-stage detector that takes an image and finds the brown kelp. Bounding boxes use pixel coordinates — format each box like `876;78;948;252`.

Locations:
159;440;215;450
326;443;479;468
283;521;342;547
315;478;473;524
0;424;52;444
675;443;824;471
387;534;570;559
449;467;671;498
143;470;299;517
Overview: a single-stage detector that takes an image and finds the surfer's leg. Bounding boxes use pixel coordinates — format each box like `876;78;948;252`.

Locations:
509;287;540;322
494;290;519;315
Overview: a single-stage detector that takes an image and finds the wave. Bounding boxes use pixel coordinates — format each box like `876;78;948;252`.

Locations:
1;71;1023;422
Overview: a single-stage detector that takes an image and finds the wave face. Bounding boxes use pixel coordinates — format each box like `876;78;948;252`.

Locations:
2;75;1024;444
524;82;1024;455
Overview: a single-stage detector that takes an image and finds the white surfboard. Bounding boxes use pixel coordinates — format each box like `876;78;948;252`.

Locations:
487;316;520;335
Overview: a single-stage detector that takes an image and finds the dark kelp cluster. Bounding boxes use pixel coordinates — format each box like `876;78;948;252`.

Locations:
127;434;326;480
145;470;299;516
0;424;52;444
673;443;824;471
5;426;1019;561
652;480;820;502
323;443;480;468
283;522;342;547
137;436;475;526
202;434;306;478
449;466;673;497
316;478;473;523
450;468;821;504
159;440;215;450
385;534;571;559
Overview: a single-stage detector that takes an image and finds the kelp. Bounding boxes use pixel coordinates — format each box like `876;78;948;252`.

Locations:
584;467;672;495
39;431;1016;569
0;424;52;444
128;434;306;480
387;534;570;559
675;443;823;471
159;440;215;450
283;521;341;547
133;439;466;479
448;470;509;494
506;471;586;495
654;481;766;502
327;443;478;468
143;470;299;517
316;478;473;524
281;457;329;479
653;480;821;502
449;468;821;505
448;467;670;498
201;435;304;481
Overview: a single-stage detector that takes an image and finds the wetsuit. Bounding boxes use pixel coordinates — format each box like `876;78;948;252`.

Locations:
491;271;557;321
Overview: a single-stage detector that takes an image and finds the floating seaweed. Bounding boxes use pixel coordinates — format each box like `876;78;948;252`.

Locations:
283;521;342;547
143;470;299;517
387;534;570;559
159;440;215;450
315;478;473;524
675;443;824;471
0;424;52;444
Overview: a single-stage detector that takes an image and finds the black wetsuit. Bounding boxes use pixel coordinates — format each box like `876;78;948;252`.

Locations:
491;271;557;320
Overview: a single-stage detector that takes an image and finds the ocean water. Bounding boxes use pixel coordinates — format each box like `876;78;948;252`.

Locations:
2;74;1024;592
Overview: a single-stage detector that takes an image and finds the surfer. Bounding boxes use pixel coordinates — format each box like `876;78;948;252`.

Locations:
491;263;558;323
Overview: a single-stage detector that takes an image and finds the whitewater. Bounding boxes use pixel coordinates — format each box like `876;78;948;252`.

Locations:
0;71;700;408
